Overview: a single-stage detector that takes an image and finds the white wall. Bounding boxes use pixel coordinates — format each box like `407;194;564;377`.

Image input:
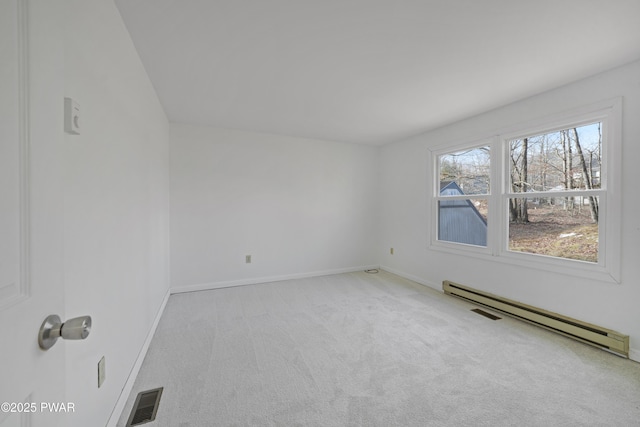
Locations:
62;0;170;425
170;124;378;290
379;59;640;361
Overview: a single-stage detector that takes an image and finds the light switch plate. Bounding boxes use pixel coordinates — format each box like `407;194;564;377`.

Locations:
98;356;106;388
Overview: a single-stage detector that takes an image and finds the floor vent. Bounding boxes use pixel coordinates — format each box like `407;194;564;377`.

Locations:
471;308;501;320
443;280;629;357
127;387;163;426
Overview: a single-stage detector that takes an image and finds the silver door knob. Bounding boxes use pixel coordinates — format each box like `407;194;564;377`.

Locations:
38;314;92;350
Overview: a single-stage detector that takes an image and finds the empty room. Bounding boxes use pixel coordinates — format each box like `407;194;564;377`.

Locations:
2;1;640;426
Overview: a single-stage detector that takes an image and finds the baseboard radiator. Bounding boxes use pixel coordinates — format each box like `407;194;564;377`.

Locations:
443;280;629;358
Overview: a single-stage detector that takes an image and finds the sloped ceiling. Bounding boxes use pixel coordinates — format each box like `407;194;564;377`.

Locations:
115;0;640;145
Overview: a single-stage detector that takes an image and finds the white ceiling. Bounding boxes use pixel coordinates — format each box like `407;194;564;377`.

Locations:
115;0;640;145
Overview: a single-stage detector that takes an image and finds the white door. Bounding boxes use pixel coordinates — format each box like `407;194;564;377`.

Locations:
0;1;68;426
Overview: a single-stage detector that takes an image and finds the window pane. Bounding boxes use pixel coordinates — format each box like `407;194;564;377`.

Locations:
508;196;599;263
439;146;490;195
509;122;602;193
438;198;487;247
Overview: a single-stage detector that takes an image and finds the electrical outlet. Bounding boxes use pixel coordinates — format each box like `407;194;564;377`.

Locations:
390;247;394;255
98;356;106;388
245;255;252;264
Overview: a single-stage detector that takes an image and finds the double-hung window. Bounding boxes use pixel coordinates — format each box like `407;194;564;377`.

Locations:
430;99;621;282
436;145;491;248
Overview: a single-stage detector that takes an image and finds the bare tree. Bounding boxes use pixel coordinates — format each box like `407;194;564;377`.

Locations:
520;137;529;222
573;128;599;222
561;130;575;211
509;138;529;223
539;136;549;203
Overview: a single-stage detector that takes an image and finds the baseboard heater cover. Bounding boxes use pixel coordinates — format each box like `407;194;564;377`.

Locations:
443;280;629;357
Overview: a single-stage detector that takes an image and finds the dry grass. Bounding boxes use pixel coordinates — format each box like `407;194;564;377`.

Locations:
508;204;598;263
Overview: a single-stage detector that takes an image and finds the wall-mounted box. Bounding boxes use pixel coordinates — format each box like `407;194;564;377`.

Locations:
64;97;80;134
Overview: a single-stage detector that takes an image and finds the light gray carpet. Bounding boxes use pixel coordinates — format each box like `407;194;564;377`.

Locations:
117;271;640;426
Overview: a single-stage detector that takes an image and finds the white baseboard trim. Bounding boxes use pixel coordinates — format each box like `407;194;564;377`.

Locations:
629;347;640;363
106;287;171;427
170;265;380;294
378;265;440;292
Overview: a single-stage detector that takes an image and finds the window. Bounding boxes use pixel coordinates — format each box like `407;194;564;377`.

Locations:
437;146;490;247
430;99;621;282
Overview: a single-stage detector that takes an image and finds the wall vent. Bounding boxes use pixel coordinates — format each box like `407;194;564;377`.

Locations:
127;387;163;426
443;280;629;357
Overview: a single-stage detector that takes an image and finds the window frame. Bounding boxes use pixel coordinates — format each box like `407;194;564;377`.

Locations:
428;98;621;283
431;139;495;255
